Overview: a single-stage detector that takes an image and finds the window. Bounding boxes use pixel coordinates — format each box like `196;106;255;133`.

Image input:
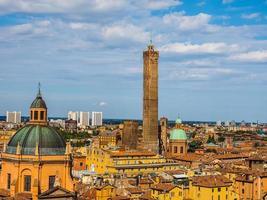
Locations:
218;188;221;192
49;176;55;189
174;146;178;153
180;146;183;154
34;111;38;120
242;189;244;194
212;188;214;192
24;175;31;192
7;173;11;189
30;111;33;120
40;111;44;120
80;162;83;167
218;195;220;200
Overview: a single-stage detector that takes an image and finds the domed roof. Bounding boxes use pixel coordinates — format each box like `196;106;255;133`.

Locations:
30;91;47;109
6;124;66;155
170;129;187;140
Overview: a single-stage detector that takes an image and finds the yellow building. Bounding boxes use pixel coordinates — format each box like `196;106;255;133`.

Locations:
188;175;239;200
151;183;187;200
94;184;116;200
98;131;117;148
235;173;267;200
87;146;182;176
0;87;74;200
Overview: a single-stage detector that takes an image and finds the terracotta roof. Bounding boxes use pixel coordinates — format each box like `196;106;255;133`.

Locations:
214;154;248;160
0;189;10;197
192;175;232;188
125;187;144;194
109;150;156;157
151;183;176;192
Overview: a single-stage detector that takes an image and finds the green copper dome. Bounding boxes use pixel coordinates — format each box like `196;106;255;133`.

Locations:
6;124;66;155
170;129;187;140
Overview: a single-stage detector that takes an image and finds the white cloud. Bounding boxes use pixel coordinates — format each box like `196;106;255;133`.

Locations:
160;42;239;54
230;50;267;62
241;13;260;19
0;0;127;14
102;23;149;43
163;12;211;31
169;68;239;81
222;0;234;4
140;0;182;10
69;22;97;30
0;0;181;15
99;101;107;107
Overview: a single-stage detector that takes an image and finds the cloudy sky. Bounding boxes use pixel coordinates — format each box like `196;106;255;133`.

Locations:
0;0;267;122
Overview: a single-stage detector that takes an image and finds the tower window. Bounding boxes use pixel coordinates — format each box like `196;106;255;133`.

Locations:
34;111;38;120
174;146;178;153
180;146;184;154
40;111;44;120
49;176;55;189
24;175;31;192
7;173;11;189
30;111;33;120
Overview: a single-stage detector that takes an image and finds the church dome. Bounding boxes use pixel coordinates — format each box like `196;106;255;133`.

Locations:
6;124;66;155
170;129;187;140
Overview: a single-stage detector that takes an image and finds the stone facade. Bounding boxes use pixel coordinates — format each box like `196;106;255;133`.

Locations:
123;120;139;150
143;44;159;154
159;117;168;155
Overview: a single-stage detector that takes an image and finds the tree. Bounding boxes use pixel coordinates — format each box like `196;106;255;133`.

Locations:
218;135;225;143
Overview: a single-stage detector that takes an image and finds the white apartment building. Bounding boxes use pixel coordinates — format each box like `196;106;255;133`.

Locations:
6;111;21;124
68;111;79;121
91;112;103;126
79;112;90;127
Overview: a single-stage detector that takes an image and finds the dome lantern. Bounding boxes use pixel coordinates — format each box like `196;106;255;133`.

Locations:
29;83;48;125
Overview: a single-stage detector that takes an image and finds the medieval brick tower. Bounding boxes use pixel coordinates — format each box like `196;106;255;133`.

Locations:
143;43;159;154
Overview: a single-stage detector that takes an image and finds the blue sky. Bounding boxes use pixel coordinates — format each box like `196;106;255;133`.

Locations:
0;0;267;122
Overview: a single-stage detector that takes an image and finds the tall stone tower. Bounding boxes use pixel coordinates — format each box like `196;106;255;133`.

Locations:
143;43;159;154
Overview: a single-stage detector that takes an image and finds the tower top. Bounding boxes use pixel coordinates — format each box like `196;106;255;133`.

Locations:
147;40;154;51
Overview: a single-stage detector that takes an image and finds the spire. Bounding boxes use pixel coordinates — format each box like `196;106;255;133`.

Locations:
37;82;41;97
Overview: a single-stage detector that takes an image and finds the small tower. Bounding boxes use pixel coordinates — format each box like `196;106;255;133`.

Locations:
168;118;188;157
29;83;48;125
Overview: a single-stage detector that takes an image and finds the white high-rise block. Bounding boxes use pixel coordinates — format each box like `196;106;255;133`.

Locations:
92;112;103;126
79;112;90;127
68;111;79;121
6;111;21;124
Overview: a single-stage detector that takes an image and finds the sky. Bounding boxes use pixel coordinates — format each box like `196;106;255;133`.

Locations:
0;0;267;122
